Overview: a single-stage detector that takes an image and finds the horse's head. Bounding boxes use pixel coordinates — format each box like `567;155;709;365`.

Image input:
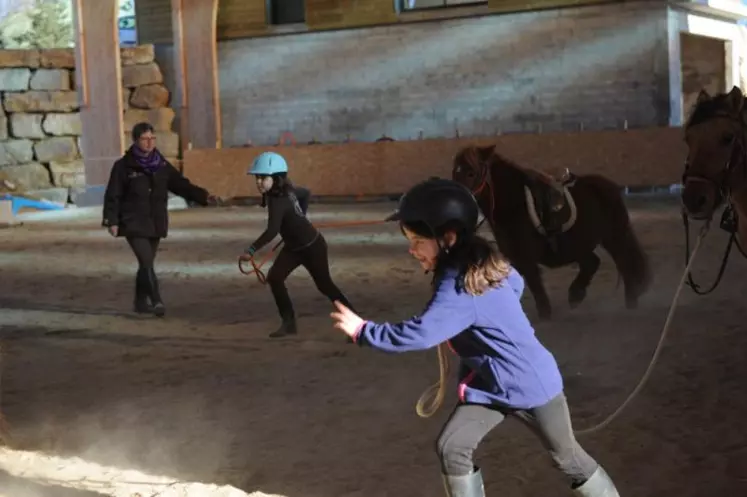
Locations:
452;144;496;195
682;86;747;220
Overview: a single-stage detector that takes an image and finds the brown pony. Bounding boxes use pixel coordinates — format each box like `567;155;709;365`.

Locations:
452;144;652;319
682;86;747;252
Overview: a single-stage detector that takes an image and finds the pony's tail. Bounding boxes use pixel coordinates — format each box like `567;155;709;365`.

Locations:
596;180;653;307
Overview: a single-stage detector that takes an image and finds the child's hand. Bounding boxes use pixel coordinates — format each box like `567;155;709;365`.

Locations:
330;301;365;338
238;247;256;262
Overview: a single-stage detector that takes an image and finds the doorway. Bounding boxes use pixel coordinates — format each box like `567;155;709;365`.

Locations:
680;32;727;122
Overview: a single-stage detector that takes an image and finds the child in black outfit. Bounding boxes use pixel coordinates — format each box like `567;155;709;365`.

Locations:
240;151;355;338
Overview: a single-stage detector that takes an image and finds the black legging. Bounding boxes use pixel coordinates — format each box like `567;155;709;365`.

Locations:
126;237;161;303
266;235;354;321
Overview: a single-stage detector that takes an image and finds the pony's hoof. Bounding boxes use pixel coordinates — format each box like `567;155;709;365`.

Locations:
568;287;587;308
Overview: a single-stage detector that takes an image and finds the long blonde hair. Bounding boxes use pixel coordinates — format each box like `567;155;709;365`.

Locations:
456;235;512;296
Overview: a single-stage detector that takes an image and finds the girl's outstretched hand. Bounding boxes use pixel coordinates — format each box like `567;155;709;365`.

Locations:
331;301;365;338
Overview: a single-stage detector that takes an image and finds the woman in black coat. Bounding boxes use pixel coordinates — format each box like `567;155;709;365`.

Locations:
102;122;218;317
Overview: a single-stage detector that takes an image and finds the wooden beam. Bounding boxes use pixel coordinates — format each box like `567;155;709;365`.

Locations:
137;0;268;44
171;0;222;150
306;0;344;28
345;0;398;27
487;0;620;13
72;0;124;187
134;0;173;44
306;0;396;30
217;0;268;40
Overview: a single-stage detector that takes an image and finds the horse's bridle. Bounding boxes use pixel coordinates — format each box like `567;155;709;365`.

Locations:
461;153;495;231
682;111;746;213
681;110;747;295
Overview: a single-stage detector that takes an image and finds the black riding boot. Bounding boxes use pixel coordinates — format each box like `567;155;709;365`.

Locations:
146;268;165;317
442;468;486;497
269;315;297;338
133;268;153;313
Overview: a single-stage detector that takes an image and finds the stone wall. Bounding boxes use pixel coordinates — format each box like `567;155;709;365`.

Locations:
0;44;178;203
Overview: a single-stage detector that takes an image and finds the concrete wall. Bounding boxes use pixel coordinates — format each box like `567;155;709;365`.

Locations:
182;127;688;200
214;2;671;147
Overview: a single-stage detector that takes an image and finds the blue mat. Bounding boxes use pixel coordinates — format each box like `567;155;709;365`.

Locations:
0;194;67;216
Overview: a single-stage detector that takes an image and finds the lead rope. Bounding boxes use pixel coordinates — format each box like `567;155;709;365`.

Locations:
415;343;452;418
683;207;735;295
573;218;708;435
415;222;711;434
238;219;391;283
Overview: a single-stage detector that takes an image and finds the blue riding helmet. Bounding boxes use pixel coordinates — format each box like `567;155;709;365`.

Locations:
248;152;288;176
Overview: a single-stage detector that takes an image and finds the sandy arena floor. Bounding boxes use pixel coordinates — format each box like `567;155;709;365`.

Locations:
0;198;745;497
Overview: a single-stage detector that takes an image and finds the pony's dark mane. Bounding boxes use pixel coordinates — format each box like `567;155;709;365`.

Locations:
487;149;525;172
460;145;531;182
459;144;622;195
686;92;739;128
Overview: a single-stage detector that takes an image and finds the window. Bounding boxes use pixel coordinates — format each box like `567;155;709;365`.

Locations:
401;0;486;10
118;16;136;30
270;0;305;25
118;15;137;46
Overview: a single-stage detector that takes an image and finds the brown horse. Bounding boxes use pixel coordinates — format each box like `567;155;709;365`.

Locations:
681;86;747;252
452;144;652;319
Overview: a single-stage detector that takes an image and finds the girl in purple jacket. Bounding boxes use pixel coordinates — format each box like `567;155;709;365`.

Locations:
331;178;620;497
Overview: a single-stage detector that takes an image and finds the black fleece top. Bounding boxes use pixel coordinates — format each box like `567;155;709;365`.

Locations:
249;187;318;252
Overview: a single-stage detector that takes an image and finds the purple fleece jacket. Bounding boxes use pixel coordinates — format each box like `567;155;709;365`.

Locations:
354;267;563;409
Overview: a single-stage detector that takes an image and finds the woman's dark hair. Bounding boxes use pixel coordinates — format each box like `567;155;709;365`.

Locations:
132;122;155;142
259;172;294;207
402;219;510;296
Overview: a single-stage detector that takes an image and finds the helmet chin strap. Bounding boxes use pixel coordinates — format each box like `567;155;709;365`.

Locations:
425;240;450;275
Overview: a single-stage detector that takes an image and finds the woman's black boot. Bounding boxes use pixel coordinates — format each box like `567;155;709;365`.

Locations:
146;268;165;317
133;269;153;313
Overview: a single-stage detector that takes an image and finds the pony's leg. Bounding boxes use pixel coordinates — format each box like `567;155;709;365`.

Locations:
601;231;652;310
567;252;601;309
515;262;552;320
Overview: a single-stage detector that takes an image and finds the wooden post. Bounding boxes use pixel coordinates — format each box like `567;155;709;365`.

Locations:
71;0;124;197
171;0;222;151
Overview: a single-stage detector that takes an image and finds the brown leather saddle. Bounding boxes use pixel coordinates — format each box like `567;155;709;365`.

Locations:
523;168;578;242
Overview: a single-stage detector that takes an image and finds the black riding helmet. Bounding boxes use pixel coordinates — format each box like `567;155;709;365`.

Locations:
386;177;479;235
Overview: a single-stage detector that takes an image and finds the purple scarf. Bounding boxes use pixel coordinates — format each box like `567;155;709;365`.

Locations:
130;145;165;173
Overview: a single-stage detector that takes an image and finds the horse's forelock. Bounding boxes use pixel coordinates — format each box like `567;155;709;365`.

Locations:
687;93;734;128
460;146;483;172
